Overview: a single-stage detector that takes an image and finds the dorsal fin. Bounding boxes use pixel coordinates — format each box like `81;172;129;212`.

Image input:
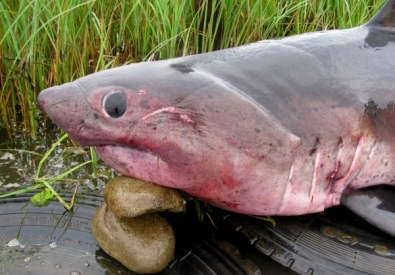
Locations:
367;0;395;27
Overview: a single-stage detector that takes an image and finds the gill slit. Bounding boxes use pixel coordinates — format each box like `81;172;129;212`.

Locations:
329;137;343;192
309;147;321;207
277;141;301;214
330;135;367;205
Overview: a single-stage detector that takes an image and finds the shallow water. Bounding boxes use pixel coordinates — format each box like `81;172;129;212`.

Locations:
0;121;113;198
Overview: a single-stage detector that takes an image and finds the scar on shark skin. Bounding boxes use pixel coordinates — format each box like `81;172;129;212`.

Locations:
51;99;69;107
139;106;193;123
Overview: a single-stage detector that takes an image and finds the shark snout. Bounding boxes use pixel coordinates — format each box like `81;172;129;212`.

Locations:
37;82;91;134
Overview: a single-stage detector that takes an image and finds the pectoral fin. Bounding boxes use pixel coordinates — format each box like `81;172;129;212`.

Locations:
341;186;395;237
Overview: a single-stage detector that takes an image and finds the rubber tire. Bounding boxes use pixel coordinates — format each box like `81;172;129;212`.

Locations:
216;205;395;275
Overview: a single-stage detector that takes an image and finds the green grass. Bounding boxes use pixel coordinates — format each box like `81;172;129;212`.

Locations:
0;0;387;136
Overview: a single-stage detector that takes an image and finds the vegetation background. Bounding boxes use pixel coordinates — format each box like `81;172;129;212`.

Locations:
0;0;386;138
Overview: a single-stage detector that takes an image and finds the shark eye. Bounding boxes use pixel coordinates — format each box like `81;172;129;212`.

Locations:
103;91;127;118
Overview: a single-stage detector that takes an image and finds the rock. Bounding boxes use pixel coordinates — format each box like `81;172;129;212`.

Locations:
92;201;176;273
91;176;186;273
104;176;186;218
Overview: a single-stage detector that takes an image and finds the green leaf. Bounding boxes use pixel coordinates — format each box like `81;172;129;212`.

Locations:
30;188;54;207
251;215;276;227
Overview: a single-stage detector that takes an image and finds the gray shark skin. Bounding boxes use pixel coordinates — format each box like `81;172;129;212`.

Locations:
38;1;395;236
